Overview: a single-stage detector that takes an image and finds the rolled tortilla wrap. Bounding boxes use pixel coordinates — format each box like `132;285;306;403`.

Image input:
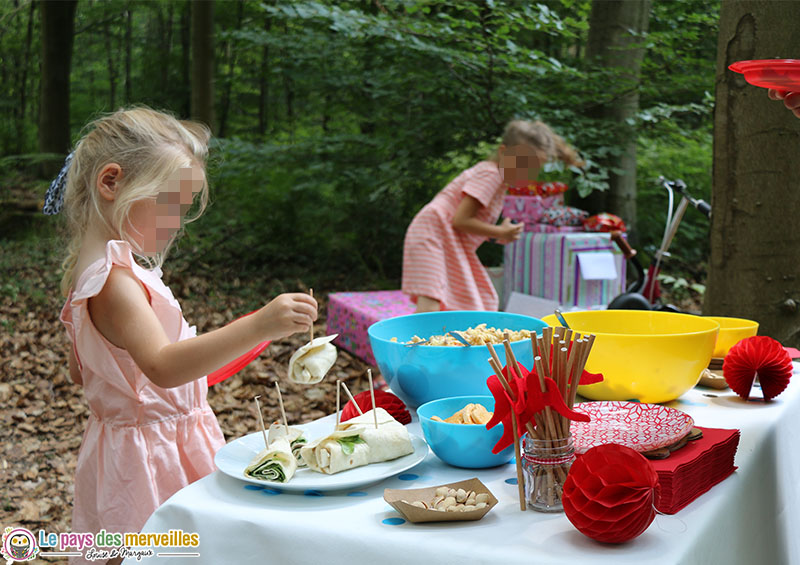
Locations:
288;334;339;384
268;422;307;467
244;437;298;483
300;408;414;474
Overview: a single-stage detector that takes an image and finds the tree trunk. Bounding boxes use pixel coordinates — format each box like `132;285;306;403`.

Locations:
38;0;78;173
103;11;117;109
16;0;36;154
258;10;271;136
704;0;800;344
180;1;191;117
218;0;243;138
158;2;174;99
580;0;652;241
125;1;132;103
478;4;499;134
191;0;215;131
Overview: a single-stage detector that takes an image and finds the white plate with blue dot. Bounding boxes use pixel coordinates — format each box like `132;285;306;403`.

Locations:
215;419;428;493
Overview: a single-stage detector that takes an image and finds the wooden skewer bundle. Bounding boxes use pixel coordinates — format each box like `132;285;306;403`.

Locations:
486;327;595;511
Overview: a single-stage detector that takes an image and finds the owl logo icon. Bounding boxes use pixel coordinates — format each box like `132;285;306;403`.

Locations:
1;527;38;562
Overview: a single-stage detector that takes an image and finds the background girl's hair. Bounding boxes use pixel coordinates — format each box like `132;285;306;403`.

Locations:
60;106;211;296
495;120;585;168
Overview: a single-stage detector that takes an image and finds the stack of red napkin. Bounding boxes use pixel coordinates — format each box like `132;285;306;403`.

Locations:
649;427;740;514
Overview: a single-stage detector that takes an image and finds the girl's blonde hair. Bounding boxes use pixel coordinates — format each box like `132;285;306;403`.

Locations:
493;120;585;168
60;106;211;296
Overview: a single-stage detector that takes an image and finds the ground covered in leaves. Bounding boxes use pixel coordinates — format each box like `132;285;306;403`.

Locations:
1;235;703;555
0;238;371;549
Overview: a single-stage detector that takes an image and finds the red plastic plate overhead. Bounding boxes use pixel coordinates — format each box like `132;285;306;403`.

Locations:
729;59;800;91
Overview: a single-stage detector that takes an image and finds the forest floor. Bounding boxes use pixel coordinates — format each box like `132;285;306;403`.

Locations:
0;237;373;546
0;234;703;549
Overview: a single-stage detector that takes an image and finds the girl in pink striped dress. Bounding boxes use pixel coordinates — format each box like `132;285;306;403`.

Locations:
402;120;583;312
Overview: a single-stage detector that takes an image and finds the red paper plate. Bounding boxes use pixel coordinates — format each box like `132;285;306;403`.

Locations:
207;310;270;386
729;59;800;91
570;401;694;454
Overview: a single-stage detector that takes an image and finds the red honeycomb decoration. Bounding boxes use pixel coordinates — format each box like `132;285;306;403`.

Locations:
723;335;793;401
563;444;660;544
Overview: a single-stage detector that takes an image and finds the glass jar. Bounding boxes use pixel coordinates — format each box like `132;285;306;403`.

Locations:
522;434;575;512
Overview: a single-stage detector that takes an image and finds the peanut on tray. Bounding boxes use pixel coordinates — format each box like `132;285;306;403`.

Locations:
402;487;490;513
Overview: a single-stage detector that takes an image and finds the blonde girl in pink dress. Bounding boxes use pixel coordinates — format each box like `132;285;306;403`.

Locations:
402;120;584;312
53;107;317;565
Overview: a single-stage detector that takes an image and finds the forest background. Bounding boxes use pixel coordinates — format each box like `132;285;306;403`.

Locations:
2;0;717;296
4;0;800;544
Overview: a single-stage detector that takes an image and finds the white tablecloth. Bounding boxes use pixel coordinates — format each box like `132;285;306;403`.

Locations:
132;369;800;565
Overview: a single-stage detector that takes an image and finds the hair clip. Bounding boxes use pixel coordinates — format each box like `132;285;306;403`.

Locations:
43;152;73;215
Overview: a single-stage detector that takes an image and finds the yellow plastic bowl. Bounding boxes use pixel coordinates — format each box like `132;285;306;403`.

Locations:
541;311;719;404
704;316;759;358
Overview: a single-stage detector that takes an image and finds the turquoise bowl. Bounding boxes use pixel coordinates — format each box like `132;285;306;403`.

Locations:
368;311;547;408
417;395;513;468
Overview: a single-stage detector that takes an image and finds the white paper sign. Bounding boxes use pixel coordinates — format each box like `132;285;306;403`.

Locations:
503;291;561;318
577;252;618;281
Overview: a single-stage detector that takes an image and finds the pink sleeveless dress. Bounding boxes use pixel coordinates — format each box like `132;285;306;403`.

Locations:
60;240;225;561
402;161;505;311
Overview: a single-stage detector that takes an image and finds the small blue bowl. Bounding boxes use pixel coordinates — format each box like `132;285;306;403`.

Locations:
417;395;513;469
368;311;547;408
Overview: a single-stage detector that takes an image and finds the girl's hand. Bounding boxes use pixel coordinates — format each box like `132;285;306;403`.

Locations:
256;293;318;341
497;218;524;244
768;89;800;118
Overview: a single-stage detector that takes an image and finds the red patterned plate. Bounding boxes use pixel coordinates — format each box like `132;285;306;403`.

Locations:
729;59;800;91
570;401;694;454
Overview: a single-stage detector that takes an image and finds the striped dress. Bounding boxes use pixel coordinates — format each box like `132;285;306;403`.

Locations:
402;161;505;311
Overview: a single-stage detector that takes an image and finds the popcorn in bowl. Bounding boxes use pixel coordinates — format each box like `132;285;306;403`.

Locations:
397;323;533;346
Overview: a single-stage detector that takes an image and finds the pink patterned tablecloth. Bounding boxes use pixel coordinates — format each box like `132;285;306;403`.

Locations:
327;291;415;366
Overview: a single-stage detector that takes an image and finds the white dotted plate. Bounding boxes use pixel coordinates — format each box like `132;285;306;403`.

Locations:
215;418;427;492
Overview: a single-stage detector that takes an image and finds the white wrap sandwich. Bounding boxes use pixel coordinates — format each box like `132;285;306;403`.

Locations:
288;334;338;384
300;408;414;475
244;437;298;483
268;422;307;468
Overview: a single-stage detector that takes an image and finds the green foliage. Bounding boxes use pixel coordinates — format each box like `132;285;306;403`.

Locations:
658;273;706;302
1;0;719;289
636;114;713;271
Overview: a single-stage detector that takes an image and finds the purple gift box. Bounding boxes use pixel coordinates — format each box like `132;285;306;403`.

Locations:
525;223;583;234
502;194;564;227
326;291;415;366
503;232;626;307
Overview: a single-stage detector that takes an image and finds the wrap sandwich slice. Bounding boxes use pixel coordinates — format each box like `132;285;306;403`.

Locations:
300;407;414;474
288;334;339;384
268;422;308;467
244;437;298;483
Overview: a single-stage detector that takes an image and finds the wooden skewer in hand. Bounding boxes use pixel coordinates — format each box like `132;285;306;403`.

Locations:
309;288;314;342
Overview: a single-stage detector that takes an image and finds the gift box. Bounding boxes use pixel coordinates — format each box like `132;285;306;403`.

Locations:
503;232;626;307
525;224;583;234
502;194;564;226
326;291;415;366
507;181;569;197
